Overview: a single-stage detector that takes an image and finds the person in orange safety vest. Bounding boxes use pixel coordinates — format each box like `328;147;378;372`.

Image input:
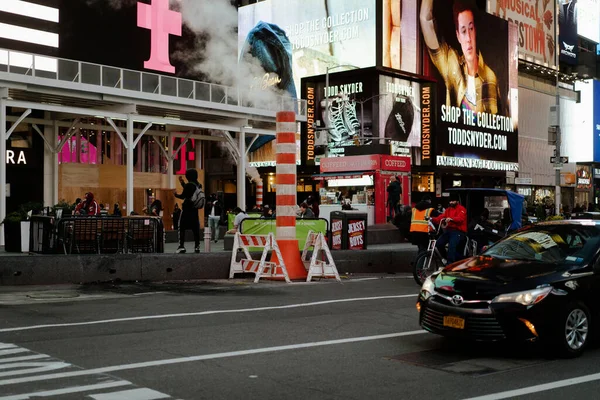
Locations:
410;195;438;253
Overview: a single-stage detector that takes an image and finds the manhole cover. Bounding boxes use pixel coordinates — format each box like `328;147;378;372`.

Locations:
27;292;80;299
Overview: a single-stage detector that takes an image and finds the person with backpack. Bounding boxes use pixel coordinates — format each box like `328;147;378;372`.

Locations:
173;169;205;253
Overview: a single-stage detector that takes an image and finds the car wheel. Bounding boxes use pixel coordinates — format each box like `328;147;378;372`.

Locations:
549;301;591;358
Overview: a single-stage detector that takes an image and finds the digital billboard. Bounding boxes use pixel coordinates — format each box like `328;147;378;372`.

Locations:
593;80;600;162
301;70;377;166
559;0;579;65
381;0;419;73
421;0;519;171
487;0;556;67
238;0;377;99
378;75;423;162
0;0;208;80
577;0;600;43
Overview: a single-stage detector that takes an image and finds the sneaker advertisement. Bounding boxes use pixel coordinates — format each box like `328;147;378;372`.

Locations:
301;69;424;167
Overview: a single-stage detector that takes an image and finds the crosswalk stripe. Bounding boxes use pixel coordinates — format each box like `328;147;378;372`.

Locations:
0;354;49;363
0;349;28;357
0;380;132;400
88;388;171;400
0;342;175;399
0;361;71;378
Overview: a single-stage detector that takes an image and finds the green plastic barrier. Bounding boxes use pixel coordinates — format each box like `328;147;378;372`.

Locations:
227;213;261;231
240;218;328;250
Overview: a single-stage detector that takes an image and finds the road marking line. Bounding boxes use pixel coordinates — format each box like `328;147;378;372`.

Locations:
89;387;171;399
0;294;418;333
0;349;28;357
0;380;132;400
0;361;71;377
462;372;600;400
0;330;426;386
0;354;49;363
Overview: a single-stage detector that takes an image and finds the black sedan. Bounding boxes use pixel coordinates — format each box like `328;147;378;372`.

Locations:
417;220;600;358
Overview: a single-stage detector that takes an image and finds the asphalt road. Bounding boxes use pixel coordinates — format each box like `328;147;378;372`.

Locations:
3;276;600;399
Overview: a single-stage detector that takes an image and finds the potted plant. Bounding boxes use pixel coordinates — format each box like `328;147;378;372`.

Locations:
52;199;74;218
1;202;43;253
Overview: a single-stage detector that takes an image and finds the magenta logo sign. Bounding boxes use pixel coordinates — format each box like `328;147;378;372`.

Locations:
137;0;182;74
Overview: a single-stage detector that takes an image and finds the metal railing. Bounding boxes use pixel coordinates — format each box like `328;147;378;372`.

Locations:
0;48;307;117
30;215;165;254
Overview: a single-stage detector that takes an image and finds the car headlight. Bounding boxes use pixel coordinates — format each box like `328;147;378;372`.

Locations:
420;276;436;300
492;287;552;306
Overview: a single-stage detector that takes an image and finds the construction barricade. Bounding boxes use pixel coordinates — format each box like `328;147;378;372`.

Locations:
301;230;341;282
229;232;291;283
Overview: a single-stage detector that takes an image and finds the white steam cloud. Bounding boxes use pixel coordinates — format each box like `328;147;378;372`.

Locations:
178;0;291;108
99;0;292;109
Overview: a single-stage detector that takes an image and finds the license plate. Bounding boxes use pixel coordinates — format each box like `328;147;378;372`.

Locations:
443;315;465;329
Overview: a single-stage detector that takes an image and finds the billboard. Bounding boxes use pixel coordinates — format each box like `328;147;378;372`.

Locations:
381;0;419;73
0;0;208;80
594;80;600;162
487;0;556;67
301;70;377;166
420;0;519;171
559;0;579;65
238;0;377;98
378;75;423;162
577;0;600;43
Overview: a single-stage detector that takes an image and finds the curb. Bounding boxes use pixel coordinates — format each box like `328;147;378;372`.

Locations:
0;248;417;286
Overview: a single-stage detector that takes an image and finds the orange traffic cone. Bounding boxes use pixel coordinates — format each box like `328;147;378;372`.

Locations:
271;239;307;281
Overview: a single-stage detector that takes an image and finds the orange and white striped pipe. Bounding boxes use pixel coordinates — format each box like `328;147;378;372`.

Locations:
256;181;263;206
275;111;297;240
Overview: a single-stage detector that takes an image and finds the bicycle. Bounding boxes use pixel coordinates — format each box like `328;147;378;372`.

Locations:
412;218;477;286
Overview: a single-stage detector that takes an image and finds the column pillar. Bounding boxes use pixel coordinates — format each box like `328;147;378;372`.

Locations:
237;128;246;210
53;121;59;206
168;133;174;189
0;98;6;247
42;112;54;207
274;111;306;280
126;115;134;215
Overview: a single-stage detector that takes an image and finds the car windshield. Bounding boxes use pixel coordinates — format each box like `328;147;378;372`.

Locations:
482;224;600;264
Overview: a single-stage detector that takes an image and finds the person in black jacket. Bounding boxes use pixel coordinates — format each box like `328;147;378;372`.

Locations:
173;169;201;253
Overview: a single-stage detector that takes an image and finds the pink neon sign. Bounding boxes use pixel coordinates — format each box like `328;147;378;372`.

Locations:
137;0;182;74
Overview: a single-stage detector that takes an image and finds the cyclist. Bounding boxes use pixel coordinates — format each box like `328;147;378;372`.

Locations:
409;195;439;253
432;193;467;263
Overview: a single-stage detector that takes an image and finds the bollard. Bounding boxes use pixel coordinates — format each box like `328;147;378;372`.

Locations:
204;226;211;253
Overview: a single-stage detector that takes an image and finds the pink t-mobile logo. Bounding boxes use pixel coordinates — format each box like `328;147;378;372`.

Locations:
137;0;182;74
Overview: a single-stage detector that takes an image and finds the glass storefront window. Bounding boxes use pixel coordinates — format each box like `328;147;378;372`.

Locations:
412;173;434;192
57;120;177;175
